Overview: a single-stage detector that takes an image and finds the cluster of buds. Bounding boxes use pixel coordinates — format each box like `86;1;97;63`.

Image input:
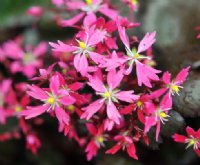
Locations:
0;0;198;161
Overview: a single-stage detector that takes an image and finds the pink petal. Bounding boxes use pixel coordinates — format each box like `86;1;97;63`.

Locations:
186;126;195;137
81;99;104;120
144;116;156;133
106;143;122;154
126;143;138;160
156;121;161;141
33;42;47;56
55;106;69;125
27;85;48;100
85;140;98;161
106;101;121;124
59;95;76;106
115;91;139;103
88;76;105;93
137;31;156;54
99;4;118;20
89;51;104;64
136;61;160;87
116;17;130;48
162;71;171;84
49;40;76;52
88;29;106;47
174;66;190;85
86;123;97;135
50;75;60;95
20;105;49;119
107;69;124;90
66;1;85;10
79;54;89;76
59;12;85;27
172;134;187;143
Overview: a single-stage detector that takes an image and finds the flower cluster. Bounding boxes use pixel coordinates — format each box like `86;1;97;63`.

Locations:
0;0;198;161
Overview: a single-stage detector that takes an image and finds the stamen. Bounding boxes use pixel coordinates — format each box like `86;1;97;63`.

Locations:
47;97;55;104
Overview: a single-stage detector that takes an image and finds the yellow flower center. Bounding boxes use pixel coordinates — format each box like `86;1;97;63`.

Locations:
131;0;138;5
86;0;92;6
136;101;143;107
104;91;111;99
23;53;35;65
67;105;75;111
15;106;22;112
47;97;55;104
79;41;86;49
135;53;140;59
189;139;195;145
159;111;167;118
97;136;104;143
170;84;179;93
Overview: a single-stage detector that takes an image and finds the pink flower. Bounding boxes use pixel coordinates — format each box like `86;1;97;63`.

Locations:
85;124;106;160
27;6;43;17
52;0;64;6
173;126;200;157
59;0;118;27
150;67;190;102
103;20;160;87
106;134;138;160
3;40;47;78
50;28;106;76
26;133;41;154
81;69;138;124
21;74;76;126
144;95;172;141
0;79;12;124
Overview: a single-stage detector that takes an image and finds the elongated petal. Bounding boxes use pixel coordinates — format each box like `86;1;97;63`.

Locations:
106;101;121;124
81;99;104;120
99;4;118;20
85;140;98;161
156;121;161;141
137;31;156;54
27;85;48;100
107;69;124;90
144;116;156;133
115;91;139;103
174;66;190;85
86;123;97;135
55;106;69;125
186;126;195;137
88;76;105;93
162;71;171;84
106;143;122;154
172;134;187;143
59;12;85;27
20;105;49;119
49;40;75;52
136;61;160;87
59;95;76;106
33;42;47;57
50;75;60;95
126;143;138;160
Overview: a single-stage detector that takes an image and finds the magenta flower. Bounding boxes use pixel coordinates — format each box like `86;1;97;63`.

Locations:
26;6;43;17
26;133;41;154
59;0;118;27
144;95;172;141
3;40;47;78
103;20;160;87
85;123;106;160
173;127;200;157
50;28;106;76
21;74;76;126
106;134;138;160
150;67;190;103
81;69;138;124
0;79;12;124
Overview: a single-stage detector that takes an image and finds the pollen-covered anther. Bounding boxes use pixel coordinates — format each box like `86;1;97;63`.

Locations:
79;41;86;49
135;53;140;59
170;84;180;93
186;138;199;149
47;97;55;104
86;0;92;6
136;100;143;107
15;106;22;112
96;136;104;143
67;105;75;111
103;91;111;99
159;111;167;118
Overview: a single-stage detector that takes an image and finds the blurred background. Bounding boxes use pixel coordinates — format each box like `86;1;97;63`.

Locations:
0;0;200;164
